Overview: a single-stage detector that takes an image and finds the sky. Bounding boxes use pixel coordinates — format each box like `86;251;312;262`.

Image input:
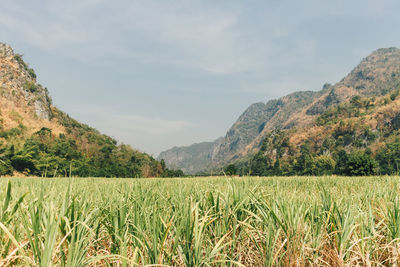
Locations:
1;0;400;156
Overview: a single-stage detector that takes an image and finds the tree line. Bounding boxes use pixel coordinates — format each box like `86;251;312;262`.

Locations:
0;125;183;178
224;94;400;176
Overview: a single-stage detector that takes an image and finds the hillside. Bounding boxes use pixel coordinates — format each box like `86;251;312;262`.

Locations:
158;138;223;174
242;86;400;176
159;47;400;174
0;42;181;177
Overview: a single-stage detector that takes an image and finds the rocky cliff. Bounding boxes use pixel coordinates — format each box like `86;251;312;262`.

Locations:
0;42;171;177
159;47;400;174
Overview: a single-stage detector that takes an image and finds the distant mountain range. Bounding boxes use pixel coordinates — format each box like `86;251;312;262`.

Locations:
159;47;400;174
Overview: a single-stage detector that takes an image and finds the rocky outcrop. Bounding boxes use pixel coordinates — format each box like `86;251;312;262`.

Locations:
160;47;400;174
0;42;52;121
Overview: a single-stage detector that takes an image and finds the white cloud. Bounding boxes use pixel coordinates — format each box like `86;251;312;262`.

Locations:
293;0;396;18
114;1;267;74
0;1;275;73
0;3;101;52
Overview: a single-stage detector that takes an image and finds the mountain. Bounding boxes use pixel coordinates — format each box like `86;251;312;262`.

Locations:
158;138;223;174
159;47;400;174
0;42;182;177
245;76;400;176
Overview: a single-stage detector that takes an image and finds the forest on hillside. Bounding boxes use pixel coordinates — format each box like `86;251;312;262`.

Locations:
0;116;183;178
226;92;400;177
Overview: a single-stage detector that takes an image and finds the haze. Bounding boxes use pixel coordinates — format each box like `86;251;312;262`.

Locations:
1;0;400;155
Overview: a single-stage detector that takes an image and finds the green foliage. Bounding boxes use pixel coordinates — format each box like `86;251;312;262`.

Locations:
313;155;336;175
23;81;38;93
248;130;290;176
1;176;400;265
334;149;349;175
0;126;23;139
315;95;376;127
241;83;400;177
224;164;237;175
0;160;13;176
245;126;383;176
13;54;36;79
13;54;27;68
249;150;271;176
0;142;14;176
376;140;400;175
345;150;378;176
27;68;36;79
160;159;184;177
0;121;182;178
390;89;400;101
295;142;314;175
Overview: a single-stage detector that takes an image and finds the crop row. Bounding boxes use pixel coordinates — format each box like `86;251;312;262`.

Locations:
0;176;400;266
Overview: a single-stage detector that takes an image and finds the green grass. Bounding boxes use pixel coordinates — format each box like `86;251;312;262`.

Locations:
1;176;400;266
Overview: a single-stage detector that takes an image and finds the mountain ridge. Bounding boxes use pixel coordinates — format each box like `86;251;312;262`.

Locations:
159;47;400;174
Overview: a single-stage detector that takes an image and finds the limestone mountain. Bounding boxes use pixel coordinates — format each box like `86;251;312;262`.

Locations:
244;79;400;176
0;42;180;177
158;138;223;174
0;43;53;126
159;47;400;174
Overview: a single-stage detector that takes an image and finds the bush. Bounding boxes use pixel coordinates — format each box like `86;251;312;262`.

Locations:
224;164;237;175
11;154;36;173
313;155;336;175
346;151;378;176
0;159;13;175
13;54;27;68
23;81;38;93
27;68;36;79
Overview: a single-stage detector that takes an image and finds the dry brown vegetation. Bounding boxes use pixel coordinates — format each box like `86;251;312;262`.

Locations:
0;97;65;136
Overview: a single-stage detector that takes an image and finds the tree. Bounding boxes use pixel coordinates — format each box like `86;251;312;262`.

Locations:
376;140;400;174
0;143;14;175
224;164;237;175
250;152;271;176
295;142;314;175
334;149;349;175
0;158;13;176
313;155;336;175
346;151;378;176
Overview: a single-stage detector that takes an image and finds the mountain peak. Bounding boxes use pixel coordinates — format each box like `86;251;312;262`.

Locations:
0;42;173;178
0;43;14;58
160;47;400;173
371;47;399;55
0;44;53;121
358;47;400;68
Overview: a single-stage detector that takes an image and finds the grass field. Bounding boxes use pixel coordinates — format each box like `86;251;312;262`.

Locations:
1;176;400;266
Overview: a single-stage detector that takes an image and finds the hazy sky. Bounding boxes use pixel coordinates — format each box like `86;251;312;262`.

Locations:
1;0;400;155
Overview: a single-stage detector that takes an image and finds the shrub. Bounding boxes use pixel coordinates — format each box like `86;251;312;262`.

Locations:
23;81;38;93
0;159;13;175
13;54;27;68
224;164;237;175
313;155;336;175
27;68;36;79
346;151;378;176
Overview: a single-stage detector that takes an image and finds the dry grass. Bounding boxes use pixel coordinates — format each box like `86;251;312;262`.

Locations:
0;98;65;136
